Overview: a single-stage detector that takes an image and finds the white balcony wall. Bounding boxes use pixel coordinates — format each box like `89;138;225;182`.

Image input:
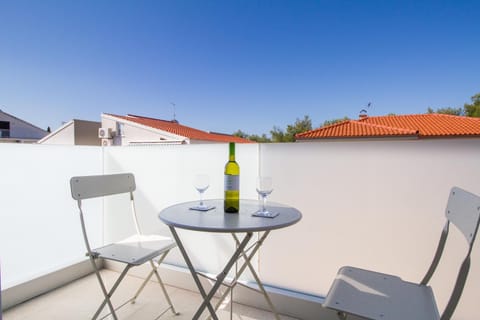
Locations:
102;143;259;277
2;140;480;319
0;144;103;289
259;139;480;319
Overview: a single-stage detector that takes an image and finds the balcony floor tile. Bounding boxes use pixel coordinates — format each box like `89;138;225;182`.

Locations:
3;270;300;320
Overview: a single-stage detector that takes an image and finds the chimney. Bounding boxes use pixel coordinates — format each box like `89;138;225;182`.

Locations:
359;109;368;119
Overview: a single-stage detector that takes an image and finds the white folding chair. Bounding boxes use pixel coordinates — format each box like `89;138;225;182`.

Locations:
323;186;480;320
70;173;179;320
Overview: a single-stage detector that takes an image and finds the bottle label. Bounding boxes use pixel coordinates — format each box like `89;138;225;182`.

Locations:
224;175;239;191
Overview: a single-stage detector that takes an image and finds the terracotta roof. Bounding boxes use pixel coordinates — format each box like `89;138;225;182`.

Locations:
296;114;480;140
106;113;253;143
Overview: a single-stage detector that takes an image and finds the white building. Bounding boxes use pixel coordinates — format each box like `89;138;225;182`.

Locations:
100;113;252;146
0;109;48;143
38;119;101;146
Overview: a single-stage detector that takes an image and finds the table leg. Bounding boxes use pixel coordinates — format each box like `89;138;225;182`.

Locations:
193;232;253;319
169;226;218;319
209;231;280;320
233;233;281;320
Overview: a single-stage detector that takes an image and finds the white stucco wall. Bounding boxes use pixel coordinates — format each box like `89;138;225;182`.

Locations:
0;144;102;288
259;139;480;319
102;139;480;319
2;139;479;318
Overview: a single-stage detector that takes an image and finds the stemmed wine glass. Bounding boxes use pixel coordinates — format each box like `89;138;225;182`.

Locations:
256;176;273;216
193;174;210;209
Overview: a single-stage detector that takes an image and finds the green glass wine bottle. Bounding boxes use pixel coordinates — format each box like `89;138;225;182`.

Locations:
224;142;240;213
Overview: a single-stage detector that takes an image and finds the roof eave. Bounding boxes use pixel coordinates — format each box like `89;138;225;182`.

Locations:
102;113;187;141
37;120;74;143
418;134;480;139
296;134;420;141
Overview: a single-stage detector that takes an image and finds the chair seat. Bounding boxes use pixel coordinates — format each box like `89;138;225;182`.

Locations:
93;234;176;266
323;266;440;320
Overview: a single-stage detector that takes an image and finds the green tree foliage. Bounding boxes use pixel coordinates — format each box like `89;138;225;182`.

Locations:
270;115;312;142
321;116;350;127
235;115;313;143
270;126;285;142
232;130;248;139
233;129;271;142
464;93;480;117
427;107;463;115
287;115;312;139
247;133;271;142
427;92;480;117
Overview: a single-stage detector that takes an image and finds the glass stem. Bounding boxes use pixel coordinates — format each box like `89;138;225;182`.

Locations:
262;195;267;212
200;192;204;206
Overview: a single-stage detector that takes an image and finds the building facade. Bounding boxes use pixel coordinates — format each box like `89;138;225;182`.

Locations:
100;113;252;146
38;119;101;146
0;110;48;143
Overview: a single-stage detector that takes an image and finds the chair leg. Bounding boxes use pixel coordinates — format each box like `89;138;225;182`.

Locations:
130;268;156;304
151;260;179;315
337;311;348;320
150;252;179;316
92;264;131;320
129;251;179;316
92;277;117;319
88;257;118;320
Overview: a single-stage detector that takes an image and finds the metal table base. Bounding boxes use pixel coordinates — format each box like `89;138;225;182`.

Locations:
159;199;302;320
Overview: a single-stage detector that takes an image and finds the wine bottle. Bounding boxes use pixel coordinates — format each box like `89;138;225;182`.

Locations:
224;142;240;213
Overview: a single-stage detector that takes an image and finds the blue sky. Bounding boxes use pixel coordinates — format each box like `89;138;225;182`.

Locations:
1;0;479;136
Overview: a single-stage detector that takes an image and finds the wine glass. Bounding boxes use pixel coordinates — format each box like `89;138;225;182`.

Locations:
256;176;273;215
193;174;210;209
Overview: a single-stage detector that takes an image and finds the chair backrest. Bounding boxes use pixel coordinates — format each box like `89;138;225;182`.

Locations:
445;187;480;246
422;187;480;320
70;173;136;200
70;173;141;256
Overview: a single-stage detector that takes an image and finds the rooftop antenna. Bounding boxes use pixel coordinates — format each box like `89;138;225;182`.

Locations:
170;102;178;123
359;102;372;118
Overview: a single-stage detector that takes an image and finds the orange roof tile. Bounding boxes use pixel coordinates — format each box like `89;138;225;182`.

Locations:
106;113;253;143
296;114;480;140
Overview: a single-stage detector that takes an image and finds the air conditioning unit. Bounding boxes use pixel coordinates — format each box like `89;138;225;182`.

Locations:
101;139;114;146
98;127;113;139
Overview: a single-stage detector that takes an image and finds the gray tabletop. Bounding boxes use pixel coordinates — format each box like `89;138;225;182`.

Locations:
159;199;302;233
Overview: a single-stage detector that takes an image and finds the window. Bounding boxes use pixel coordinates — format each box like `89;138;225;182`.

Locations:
0;121;10;138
